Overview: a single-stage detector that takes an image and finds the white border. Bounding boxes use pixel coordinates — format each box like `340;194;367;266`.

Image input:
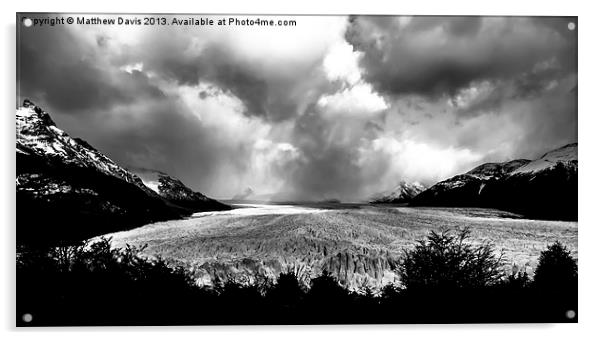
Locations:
2;0;601;339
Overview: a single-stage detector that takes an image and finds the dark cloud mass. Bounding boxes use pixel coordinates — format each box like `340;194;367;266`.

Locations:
129;29;328;122
147;42;271;118
18;26;165;114
345;16;576;98
17;15;577;201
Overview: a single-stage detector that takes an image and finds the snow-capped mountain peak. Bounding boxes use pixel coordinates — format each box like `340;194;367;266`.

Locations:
371;181;426;204
128;167;230;211
16;100;151;193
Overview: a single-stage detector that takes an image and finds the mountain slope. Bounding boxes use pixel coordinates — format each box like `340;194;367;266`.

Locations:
130;168;230;211
467;159;532;178
370;181;426;204
411;144;577;220
487;143;577;220
17;100;219;245
511;143;577;175
17;100;154;194
411;159;530;208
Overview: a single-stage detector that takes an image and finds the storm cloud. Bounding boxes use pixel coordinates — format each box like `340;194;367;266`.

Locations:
345;16;576;99
17;15;577;201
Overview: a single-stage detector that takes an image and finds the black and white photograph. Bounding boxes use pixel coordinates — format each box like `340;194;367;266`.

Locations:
15;12;578;326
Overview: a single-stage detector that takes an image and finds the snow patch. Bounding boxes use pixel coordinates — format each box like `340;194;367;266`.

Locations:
478;183;486;195
142;180;161;194
513;144;577;175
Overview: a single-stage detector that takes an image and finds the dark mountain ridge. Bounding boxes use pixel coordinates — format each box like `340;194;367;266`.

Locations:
411;144;577;221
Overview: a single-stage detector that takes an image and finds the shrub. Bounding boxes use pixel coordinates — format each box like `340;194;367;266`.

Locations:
380;283;402;300
17;231;578;325
397;228;505;290
533;241;577;289
500;271;531;289
17;237;199;325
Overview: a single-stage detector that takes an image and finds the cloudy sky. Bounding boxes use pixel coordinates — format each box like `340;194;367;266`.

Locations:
17;15;577;201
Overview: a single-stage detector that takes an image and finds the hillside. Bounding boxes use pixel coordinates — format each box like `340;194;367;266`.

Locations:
411;144;577;220
16;100;227;245
411;159;530;208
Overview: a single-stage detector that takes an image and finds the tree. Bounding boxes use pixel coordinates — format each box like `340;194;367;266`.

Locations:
397;228;504;290
267;271;306;307
533;241;577;289
308;270;348;301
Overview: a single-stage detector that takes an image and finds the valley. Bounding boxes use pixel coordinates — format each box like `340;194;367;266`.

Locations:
101;203;577;289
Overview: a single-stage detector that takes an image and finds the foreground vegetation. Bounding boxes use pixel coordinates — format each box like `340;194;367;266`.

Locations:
17;228;577;325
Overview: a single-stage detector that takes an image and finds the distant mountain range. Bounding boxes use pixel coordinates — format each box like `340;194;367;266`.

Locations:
411;143;577;221
370;181;426;204
16;100;229;245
